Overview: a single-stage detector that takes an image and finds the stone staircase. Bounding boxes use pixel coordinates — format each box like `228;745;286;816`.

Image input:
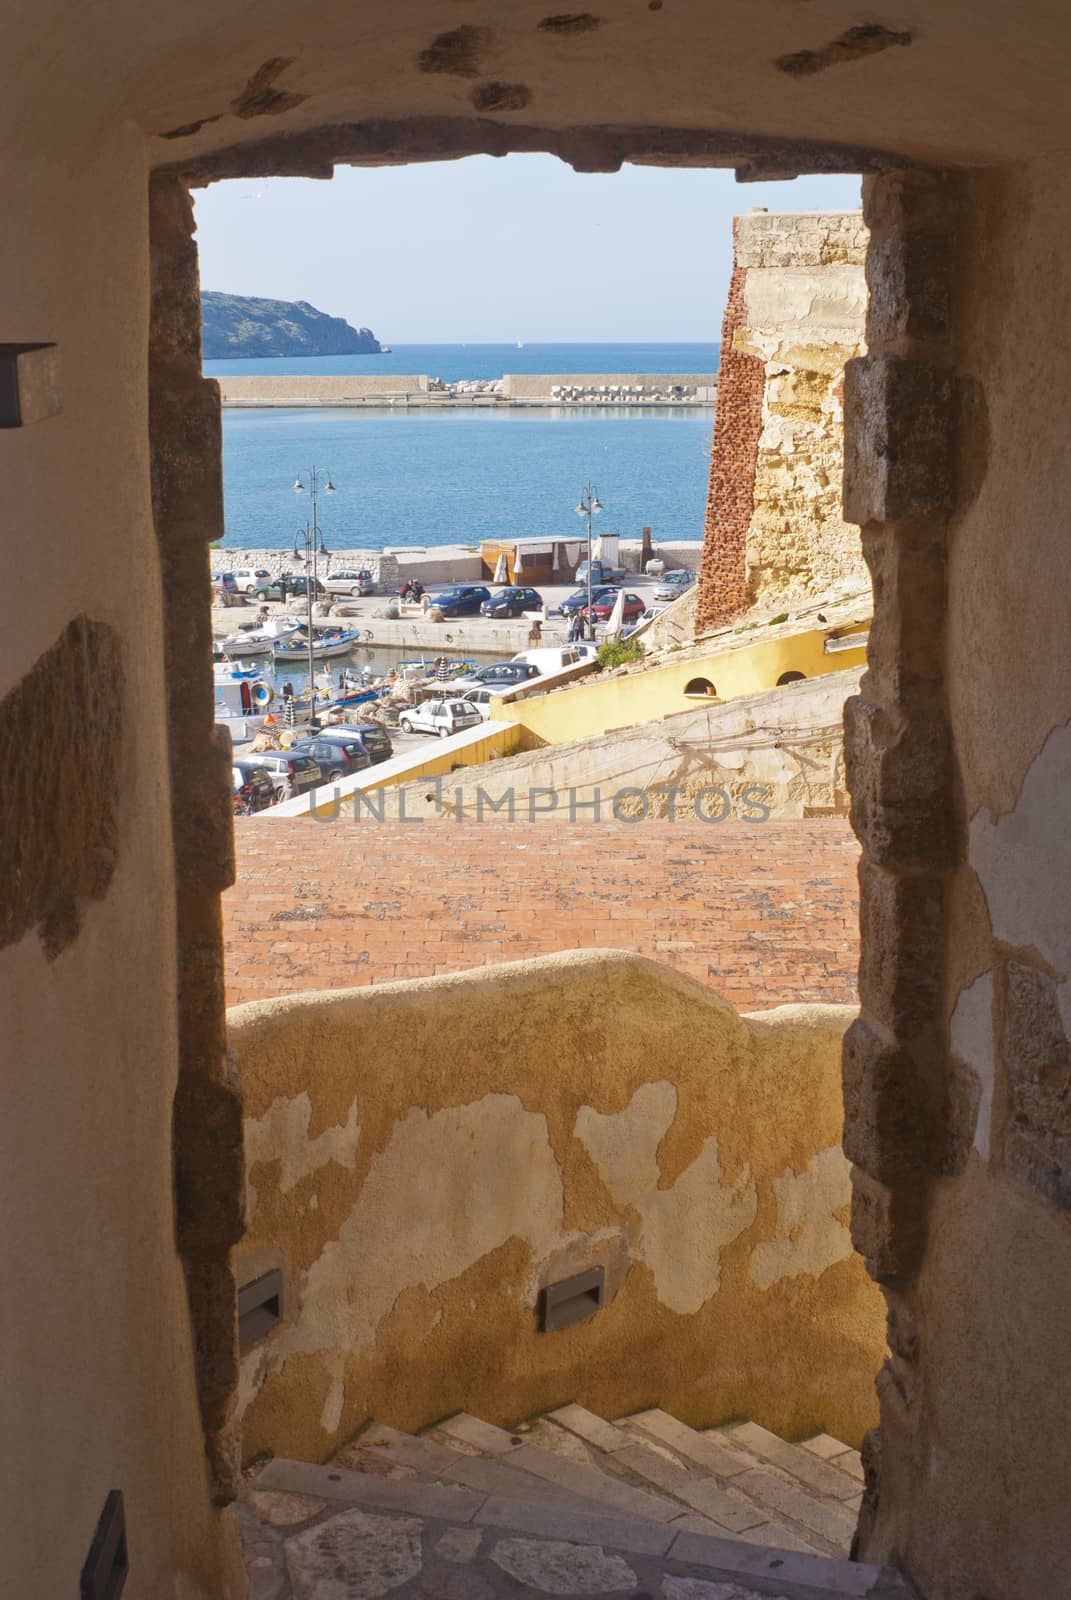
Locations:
238;1405;915;1599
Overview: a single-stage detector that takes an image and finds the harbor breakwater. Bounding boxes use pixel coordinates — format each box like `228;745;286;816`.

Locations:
217;371;716;409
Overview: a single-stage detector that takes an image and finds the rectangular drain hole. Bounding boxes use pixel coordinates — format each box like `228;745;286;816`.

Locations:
539;1266;605;1332
238;1267;284;1350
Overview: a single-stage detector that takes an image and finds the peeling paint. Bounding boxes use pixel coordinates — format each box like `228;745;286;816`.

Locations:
950;971;996;1159
245;1091;360;1216
574;1082;758;1312
749;1145;853;1289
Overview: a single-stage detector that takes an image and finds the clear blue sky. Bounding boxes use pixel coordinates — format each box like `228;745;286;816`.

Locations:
194;158;861;344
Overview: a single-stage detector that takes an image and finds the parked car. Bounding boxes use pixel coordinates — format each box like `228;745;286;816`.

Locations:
251;574;325;601
558;586;618;617
232;566;271;595
211;571;238;600
231;762;276;814
324;568;374;597
575;558;627;586
240;750;323;798
653;568;696;602
580;591;647;623
479;586;544;618
317;722;394;765
398;698;483;739
289;736;372;782
425;585;492;617
451;661;541;692
461;688;494;721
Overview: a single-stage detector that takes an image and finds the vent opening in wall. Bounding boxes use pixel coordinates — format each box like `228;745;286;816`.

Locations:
539;1266;605;1331
80;1489;128;1600
684;677;717;697
776;670;806;685
238;1268;284;1350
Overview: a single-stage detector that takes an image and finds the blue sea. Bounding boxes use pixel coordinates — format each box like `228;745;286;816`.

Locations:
209;343;718;552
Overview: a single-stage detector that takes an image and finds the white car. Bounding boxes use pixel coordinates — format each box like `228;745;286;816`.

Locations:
232;566;271;595
461;688;494;721
398;698;483;739
323;567;375;597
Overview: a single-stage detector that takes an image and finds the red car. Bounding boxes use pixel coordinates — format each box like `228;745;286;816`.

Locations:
580;590;646;623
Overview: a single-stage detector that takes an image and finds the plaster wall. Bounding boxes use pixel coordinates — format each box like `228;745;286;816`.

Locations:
0;128;242;1598
856;157;1071;1600
230;951;882;1462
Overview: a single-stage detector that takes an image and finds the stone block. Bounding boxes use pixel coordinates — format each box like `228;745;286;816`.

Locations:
856;859;944;1039
174;1074;246;1252
858;526;946;705
866;231;954;350
1000;961;1071;1214
843;355;954;525
861;169;957;238
844;696;955;872
848;1167;927;1286
842;1018;932;1182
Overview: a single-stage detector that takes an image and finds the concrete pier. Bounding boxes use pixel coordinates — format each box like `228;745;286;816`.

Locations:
216;371;716;409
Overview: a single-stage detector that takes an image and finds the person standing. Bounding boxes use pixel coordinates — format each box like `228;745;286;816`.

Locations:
528;618;543;650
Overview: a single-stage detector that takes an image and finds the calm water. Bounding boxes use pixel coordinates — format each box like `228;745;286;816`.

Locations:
205;340;718;383
215;342;717;551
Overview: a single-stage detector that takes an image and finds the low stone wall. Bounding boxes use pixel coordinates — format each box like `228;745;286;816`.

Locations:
230;950;882;1463
217;374;429;405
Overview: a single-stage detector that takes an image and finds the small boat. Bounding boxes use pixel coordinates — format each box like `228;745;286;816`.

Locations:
273;627;362;661
213;659;262;682
214;671;275;745
214;615;302;659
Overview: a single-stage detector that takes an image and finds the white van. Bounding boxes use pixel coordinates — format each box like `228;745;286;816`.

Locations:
510;644;597;675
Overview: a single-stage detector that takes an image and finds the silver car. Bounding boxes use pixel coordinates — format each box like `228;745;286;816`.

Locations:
653;568;696;602
323;568;375;597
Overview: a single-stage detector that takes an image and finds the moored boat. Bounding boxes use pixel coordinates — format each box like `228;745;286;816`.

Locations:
214;615;303;659
273;626;362;661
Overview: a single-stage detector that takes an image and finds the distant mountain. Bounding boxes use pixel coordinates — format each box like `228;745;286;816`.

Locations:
201;292;382;359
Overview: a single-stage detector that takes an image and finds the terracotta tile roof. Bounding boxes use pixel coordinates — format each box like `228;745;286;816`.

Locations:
225;818;860;1010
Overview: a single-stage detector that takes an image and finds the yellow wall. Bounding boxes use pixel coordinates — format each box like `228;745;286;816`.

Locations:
286;723;525;819
494;624;868;746
230;951;883;1464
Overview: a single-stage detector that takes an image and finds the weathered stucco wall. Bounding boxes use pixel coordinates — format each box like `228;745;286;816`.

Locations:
230;951;882;1462
845;160;1071;1600
697;211;870;631
0;132;243;1599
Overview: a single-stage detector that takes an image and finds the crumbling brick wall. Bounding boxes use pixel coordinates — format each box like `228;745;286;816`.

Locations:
696;210;869;634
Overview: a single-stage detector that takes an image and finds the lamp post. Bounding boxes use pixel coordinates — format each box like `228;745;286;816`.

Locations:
575;481;602;641
293;467;335;728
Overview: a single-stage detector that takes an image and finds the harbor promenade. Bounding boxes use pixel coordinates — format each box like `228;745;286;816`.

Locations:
216;371;716;408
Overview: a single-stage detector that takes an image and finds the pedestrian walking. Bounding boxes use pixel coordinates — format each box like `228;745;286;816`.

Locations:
527;618;543;650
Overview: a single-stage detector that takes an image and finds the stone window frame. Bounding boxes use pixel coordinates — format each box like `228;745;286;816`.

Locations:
148;130;962;1519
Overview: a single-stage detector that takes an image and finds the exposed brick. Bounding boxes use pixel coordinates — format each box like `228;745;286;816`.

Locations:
223;818;860;1010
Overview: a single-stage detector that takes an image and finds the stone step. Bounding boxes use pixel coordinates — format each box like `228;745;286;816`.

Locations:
612;1439;768;1533
245;1454;917;1600
353;1421;607;1512
726;1421;866;1503
623;1406;753;1478
733;1464;861;1550
801;1433;866;1484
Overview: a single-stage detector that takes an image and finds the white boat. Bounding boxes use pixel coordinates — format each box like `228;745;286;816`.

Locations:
215;615;302;659
273;626;362;661
214;669;275;746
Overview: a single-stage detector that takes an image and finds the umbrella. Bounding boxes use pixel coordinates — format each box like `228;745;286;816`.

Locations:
604;589;627;641
493;552;510;585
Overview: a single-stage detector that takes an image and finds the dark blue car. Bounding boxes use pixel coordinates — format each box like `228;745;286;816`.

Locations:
429;585;492;617
480;586;544;618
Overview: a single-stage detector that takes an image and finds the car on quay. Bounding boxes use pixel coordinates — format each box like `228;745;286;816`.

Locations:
232;566;272;595
451;660;541;693
461;687;494;721
323;568;375;597
251;574;325;601
289;736;372;783
425;585;492;617
653;568;696;602
314;723;394;765
240;750;323;799
398;698;483;739
557;586;619;617
580;591;647;624
231;762;276;814
211;571;238;601
479;586;544;618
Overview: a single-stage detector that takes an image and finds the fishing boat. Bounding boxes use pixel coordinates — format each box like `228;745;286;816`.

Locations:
214;667;275;745
214;615;302;660
213;659;261;681
273;626;362;661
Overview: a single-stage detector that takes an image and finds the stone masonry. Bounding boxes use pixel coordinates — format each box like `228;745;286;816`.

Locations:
696;211;869;633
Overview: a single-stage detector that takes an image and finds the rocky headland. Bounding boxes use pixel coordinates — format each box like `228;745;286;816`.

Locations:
201;292;382;358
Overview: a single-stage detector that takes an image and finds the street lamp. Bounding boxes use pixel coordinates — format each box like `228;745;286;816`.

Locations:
575;481;602;641
292;466;335;728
